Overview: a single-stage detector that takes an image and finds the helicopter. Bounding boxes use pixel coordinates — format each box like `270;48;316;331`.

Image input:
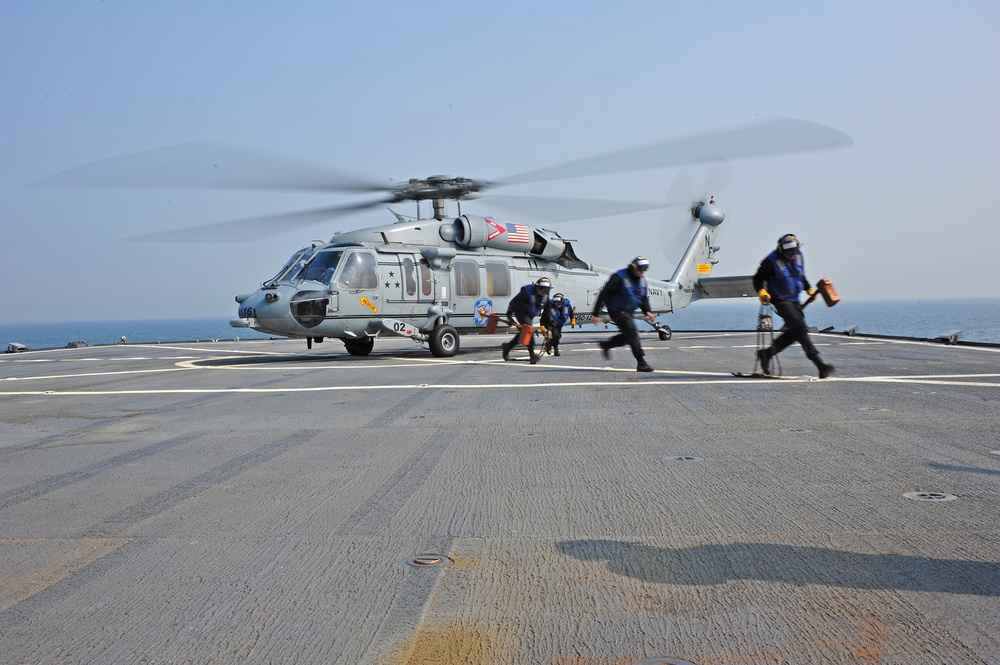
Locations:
33;117;851;357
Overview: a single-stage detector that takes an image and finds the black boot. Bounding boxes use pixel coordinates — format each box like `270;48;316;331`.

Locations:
530;351;541;365
757;348;773;375
816;360;835;379
502;342;513;361
553;346;560;356
636;359;653;372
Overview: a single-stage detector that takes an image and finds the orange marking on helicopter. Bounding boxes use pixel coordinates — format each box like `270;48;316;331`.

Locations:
697;263;711;274
360;297;378;313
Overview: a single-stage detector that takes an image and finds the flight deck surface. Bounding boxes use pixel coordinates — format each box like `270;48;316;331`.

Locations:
1;331;998;664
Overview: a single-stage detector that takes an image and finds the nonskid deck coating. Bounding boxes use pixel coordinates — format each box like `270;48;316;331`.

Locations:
1;331;998;664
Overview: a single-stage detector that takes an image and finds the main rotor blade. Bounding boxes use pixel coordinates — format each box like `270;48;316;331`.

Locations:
129;198;392;243
481;194;676;223
32;142;390;193
498;117;851;186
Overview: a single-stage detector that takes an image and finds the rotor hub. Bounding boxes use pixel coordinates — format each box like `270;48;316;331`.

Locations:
390;176;491;203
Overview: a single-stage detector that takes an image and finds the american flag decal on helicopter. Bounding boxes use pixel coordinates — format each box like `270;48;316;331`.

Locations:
505;222;530;244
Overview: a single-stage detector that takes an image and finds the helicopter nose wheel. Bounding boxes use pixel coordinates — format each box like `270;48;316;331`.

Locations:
657;325;672;341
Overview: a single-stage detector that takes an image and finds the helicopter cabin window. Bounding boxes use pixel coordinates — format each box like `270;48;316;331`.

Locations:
453;260;480;297
485;261;510;297
402;258;417;296
419;260;432;296
302;250;344;285
338;251;378;290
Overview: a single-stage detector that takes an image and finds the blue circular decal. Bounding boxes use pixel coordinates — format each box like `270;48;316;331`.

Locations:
474;297;493;326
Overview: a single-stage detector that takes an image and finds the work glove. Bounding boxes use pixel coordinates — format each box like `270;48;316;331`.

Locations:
570;317;577;328
539;325;546;334
757;288;771;305
807;287;817;297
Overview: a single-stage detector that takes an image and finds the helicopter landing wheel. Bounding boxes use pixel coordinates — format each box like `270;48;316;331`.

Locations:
658;326;672;341
344;336;374;356
429;324;459;357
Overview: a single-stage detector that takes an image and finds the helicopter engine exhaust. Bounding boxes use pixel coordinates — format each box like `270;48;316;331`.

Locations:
445;215;566;259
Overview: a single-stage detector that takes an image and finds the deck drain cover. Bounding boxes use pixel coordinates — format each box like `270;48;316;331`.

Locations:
665;455;703;462
903;491;957;502
992;451;1000;456
781;428;812;433
637;658;695;665
404;554;451;568
514;432;541;437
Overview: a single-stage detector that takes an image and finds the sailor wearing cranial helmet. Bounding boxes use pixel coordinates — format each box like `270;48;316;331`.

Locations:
501;277;552;365
592;257;656;372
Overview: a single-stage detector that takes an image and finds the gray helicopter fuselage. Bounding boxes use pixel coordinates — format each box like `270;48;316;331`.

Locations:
230;209;744;352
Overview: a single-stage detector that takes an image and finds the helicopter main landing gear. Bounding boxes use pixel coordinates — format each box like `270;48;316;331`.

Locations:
428;324;459;358
372;317;460;358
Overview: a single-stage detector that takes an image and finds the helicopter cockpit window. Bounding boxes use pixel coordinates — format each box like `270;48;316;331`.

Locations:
453;260;480;297
267;247;313;285
485;261;510;297
301;250;344;285
338;252;378;290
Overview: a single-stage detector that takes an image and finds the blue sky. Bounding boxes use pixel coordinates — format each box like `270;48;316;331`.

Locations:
3;1;998;323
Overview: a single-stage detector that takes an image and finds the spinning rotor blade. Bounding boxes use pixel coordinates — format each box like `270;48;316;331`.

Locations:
498;117;850;186
482;194;673;223
31;142;390;193
129;198;393;243
33;116;850;243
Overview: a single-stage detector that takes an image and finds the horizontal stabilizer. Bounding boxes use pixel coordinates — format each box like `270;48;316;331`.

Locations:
697;276;755;299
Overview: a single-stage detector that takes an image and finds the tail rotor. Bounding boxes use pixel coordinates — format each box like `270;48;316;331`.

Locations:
660;158;734;263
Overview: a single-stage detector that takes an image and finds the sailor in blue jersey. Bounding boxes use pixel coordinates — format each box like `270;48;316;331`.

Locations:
592;257;656;372
752;234;835;378
540;293;575;356
502;277;552;364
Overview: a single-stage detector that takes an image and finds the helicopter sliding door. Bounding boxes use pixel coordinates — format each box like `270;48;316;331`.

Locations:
448;258;515;330
451;259;481;328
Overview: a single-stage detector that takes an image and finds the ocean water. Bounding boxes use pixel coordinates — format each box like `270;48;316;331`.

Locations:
2;298;998;351
0;317;272;351
659;297;1000;344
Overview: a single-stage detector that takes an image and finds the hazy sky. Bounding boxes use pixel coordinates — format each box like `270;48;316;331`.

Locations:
3;1;998;324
